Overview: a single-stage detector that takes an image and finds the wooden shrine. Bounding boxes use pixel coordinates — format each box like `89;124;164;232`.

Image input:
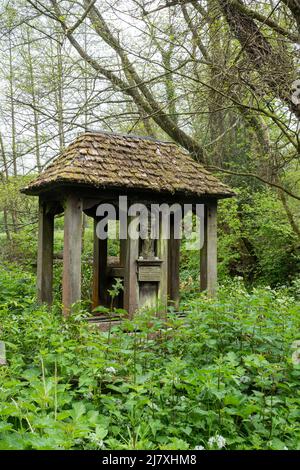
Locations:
21;131;234;316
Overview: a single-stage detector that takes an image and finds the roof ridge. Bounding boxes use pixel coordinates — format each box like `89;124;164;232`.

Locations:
78;129;178;146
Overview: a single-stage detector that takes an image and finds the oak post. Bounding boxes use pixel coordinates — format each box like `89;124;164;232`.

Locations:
37;198;54;305
92;217;108;309
62;194;83;315
168;214;180;309
200;200;218;297
120;238;127;266
157;213;168;313
123;215;139;317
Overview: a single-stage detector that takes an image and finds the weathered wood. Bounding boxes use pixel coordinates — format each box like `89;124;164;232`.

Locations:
98;236;108;307
62;194;83;315
157;214;168;313
28;185;228;207
168;214;180;309
45;201;64;216
138;265;161;282
138;212;160;310
93;217;108;309
107;256;120;266
82;198;104;211
92;217;108;308
123;216;139;316
200;200;218;297
200;205;208;292
120;238;127;266
139;282;158;311
107;266;124;278
37;198;54;305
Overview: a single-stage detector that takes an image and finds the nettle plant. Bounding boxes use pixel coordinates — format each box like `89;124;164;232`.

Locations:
0;265;300;450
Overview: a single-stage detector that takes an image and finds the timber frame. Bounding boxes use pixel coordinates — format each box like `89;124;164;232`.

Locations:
36;188;218;316
22;131;234;317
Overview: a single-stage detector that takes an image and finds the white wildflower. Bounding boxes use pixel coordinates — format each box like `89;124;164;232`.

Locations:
194;445;205;450
105;366;117;374
208;434;226;449
74;438;83;445
149;402;159;411
292;351;300;365
291;340;300;365
216;435;226;449
89;433;104;448
239;375;250;384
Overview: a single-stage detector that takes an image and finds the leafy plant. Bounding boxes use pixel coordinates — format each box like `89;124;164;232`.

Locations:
0;264;299;450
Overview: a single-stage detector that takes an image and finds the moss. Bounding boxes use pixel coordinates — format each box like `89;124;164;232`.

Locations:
21;131;235;199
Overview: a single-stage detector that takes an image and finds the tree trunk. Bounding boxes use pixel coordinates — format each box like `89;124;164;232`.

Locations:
8;34;18;176
27;28;41;172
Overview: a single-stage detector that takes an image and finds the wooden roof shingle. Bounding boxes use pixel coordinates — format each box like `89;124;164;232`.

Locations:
21;131;235;199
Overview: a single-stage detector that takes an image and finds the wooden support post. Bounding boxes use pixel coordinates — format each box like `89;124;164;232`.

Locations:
157;213;168;313
200;206;208;293
120;238;127;266
37;198;54;305
123;216;139;317
168;214;180;309
200;200;217;297
92;217;108;310
62;194;82;315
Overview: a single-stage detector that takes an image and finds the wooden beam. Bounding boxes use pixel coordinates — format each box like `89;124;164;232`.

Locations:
62;194;83;315
123;216;139;317
107;266;124;278
120;238;127;266
200;201;218;297
37;198;54;305
157;213;169;313
92;217;108;309
200;205;208;292
168;214;180;309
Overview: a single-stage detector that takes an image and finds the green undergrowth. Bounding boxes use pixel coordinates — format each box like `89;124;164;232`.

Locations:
0;263;299;450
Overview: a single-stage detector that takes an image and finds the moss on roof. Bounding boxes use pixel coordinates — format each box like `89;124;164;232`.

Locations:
21;131;235;199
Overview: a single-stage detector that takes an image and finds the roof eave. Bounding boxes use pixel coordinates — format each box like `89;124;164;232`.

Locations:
20;179;236;200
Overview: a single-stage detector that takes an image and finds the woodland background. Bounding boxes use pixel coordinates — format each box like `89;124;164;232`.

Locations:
0;0;300;451
0;0;299;286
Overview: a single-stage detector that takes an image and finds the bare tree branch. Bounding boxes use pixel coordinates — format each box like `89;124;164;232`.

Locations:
207;165;300;201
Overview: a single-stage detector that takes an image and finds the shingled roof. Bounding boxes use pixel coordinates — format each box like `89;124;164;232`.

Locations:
22;131;235;199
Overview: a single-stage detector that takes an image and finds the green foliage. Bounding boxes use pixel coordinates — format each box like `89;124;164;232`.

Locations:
181;190;300;290
0;176;38;264
218;197;243;279
0;265;299;450
0;263;35;306
242;191;299;285
218;190;300;285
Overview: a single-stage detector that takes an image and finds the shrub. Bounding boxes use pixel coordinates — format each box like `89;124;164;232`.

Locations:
0;266;299;450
